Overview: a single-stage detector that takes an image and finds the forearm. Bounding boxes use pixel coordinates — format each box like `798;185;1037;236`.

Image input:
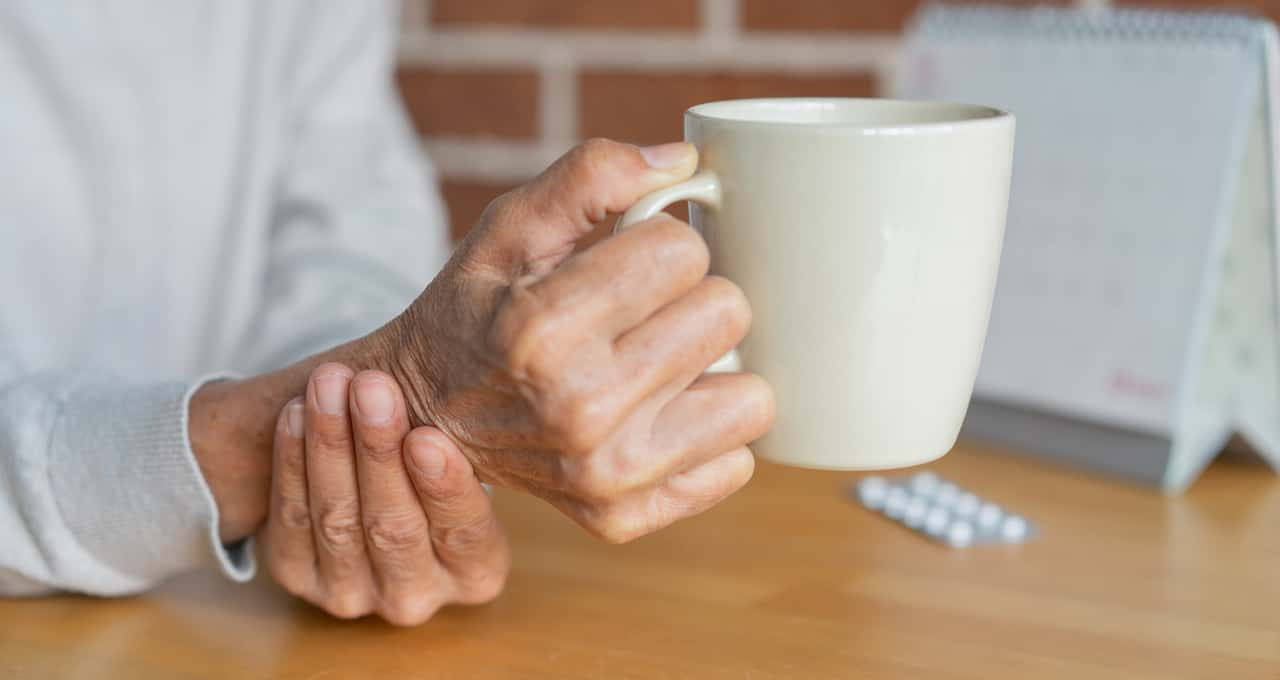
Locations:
190;330;398;542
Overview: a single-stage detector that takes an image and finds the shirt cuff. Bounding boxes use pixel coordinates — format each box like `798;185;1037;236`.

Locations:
49;374;256;590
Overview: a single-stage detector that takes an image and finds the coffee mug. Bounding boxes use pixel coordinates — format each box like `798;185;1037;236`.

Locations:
617;98;1015;470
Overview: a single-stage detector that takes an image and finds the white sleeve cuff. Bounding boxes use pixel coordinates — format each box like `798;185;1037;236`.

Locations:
48;374;256;591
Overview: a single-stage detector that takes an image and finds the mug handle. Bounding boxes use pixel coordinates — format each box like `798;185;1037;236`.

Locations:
615;170;742;373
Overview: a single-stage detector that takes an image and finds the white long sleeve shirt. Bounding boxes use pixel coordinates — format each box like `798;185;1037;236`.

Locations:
0;1;450;595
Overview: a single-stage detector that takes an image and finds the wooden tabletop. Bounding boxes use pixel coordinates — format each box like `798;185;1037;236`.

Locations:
3;440;1277;679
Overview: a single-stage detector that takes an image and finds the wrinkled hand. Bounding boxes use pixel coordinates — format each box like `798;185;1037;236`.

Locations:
374;139;775;543
260;364;509;625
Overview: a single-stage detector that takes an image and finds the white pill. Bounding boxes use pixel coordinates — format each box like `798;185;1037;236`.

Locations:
924;507;951;536
904;496;929;528
953;492;980;517
1000;515;1029;542
977;502;1003;529
934;483;959;507
884;487;910;518
910;471;940;496
857;476;889;509
946;520;975;548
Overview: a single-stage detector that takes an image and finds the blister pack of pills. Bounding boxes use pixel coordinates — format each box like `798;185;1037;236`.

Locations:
851;471;1037;548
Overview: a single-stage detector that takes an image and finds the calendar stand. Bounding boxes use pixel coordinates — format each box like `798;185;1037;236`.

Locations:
896;5;1280;491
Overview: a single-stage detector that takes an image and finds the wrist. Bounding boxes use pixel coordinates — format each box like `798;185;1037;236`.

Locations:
188;379;272;542
366;314;438;430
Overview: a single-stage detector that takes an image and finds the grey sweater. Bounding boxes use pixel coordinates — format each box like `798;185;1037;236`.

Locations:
0;1;449;595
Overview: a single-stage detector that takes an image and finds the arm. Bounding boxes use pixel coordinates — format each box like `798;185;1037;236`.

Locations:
0;338;382;597
2;139;771;597
201;1;448;542
0;0;442;593
230;0;448;375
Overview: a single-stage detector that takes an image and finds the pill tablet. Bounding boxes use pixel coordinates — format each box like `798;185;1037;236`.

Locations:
884;487;910;518
1000;515;1029;542
904;496;929;528
849;473;1036;549
857;476;889;509
910;472;940;496
977;502;1003;530
953;492;980;517
946;521;975;548
934;482;959;507
924;507;951;536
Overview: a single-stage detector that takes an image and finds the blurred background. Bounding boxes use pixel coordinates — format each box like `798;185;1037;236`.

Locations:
393;0;1276;239
393;0;978;238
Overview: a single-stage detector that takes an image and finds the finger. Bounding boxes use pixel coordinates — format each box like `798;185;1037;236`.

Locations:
657;446;757;524
348;371;440;620
612;275;753;406
465;139;698;275
404;427;511;605
521;213;708;339
594;447;757;544
263;398;319;601
561;371;772;500
631;372;775;490
304;363;375;616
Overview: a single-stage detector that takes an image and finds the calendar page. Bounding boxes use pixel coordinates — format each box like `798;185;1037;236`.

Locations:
896;10;1261;435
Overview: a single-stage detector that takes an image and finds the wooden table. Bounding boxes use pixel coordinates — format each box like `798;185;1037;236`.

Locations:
2;441;1277;679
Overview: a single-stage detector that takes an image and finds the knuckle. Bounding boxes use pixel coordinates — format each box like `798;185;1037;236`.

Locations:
457;567;509;605
433;514;496;553
355;431;401;464
490;291;566;378
545;392;613;456
574;137;619;169
478;189;522;226
278;499;312;531
562;454;631;503
703;275;752;336
363;513;429;555
590;509;644;545
381;595;441;627
742;374;777;434
650;218;710;278
323;591;372;620
315;500;364;553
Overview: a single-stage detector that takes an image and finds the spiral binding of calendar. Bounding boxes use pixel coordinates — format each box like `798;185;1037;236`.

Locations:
910;3;1269;51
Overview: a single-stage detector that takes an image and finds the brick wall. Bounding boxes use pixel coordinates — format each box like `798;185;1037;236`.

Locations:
395;0;1270;239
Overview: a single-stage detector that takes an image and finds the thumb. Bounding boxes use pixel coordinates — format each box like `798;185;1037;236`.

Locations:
465;138;698;275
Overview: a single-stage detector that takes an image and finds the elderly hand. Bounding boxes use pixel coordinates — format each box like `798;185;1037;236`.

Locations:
260;363;510;625
371;139;775;543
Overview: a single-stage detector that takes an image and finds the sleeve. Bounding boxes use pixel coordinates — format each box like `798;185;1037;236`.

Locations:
232;0;450;373
0;355;254;596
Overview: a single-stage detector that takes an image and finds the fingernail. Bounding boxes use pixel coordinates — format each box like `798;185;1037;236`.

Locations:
285;401;304;438
639;142;692;169
314;373;348;415
352;375;395;425
410;437;447;480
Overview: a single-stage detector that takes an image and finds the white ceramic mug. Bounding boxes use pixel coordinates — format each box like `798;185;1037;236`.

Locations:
617;98;1015;470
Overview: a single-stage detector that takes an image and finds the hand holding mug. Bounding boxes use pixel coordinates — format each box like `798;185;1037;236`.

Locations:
371;139;775;543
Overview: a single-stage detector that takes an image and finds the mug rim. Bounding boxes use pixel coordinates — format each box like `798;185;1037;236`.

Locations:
685;97;1012;134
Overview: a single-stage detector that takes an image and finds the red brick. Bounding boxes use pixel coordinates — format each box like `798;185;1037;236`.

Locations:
397;68;538;139
742;0;1061;33
440;180;519;240
578;71;877;145
431;0;698;29
1115;0;1280;23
